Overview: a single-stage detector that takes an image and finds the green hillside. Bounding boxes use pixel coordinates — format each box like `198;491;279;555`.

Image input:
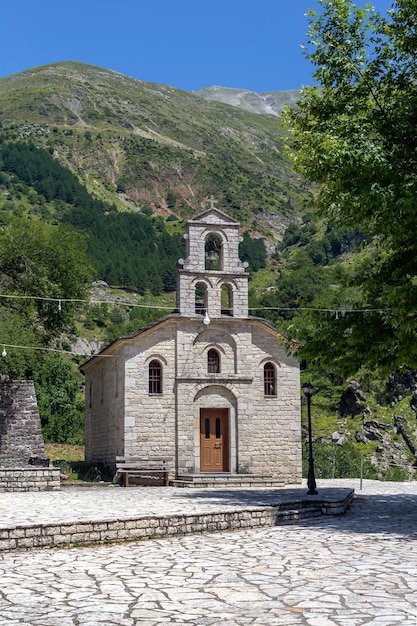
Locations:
0;62;310;237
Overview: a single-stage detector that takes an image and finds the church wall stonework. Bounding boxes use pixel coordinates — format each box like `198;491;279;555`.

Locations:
84;357;125;464
124;327;177;460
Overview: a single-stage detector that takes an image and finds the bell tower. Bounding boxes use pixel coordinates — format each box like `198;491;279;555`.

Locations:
176;198;249;320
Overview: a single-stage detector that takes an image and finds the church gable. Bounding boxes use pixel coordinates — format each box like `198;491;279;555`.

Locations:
190;207;239;227
190;196;240;227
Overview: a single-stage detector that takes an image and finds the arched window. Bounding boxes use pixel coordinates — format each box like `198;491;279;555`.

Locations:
149;360;162;394
207;348;220;373
264;362;276;396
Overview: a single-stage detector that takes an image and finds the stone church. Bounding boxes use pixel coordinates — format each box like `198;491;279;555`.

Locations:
81;201;301;486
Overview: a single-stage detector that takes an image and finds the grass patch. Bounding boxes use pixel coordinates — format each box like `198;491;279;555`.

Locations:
45;443;84;462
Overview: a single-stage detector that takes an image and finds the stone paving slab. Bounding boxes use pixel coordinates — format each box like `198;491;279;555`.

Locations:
0;481;354;529
0;479;416;625
0;479;353;552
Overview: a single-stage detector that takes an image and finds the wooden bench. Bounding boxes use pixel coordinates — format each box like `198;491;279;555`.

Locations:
114;456;173;487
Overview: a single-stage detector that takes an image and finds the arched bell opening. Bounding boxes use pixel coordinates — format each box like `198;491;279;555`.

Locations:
205;234;222;271
195;281;208;315
221;283;234;316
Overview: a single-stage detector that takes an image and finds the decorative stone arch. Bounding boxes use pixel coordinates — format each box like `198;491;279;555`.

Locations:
192;383;239;473
145;354;168;395
207;347;221;373
145;354;168;367
192;277;214;315
259;357;281;397
203;228;230;272
193;326;238;374
217;278;239;317
194;323;248;374
204;342;226;359
259;356;282;371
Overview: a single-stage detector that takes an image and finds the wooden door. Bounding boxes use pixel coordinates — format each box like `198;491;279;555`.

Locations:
200;408;229;472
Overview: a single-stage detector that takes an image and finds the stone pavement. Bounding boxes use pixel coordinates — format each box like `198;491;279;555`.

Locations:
0;481;354;528
0;481;354;552
0;479;416;625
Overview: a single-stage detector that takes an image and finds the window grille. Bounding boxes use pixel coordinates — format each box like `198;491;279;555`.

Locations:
208;349;220;373
149;360;162;394
264;362;277;396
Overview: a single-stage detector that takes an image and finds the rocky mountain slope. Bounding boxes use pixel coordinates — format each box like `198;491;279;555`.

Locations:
195;86;301;116
0;62;310;243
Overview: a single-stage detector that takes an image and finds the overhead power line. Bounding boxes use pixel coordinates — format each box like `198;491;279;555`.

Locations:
0;292;402;359
0;292;400;314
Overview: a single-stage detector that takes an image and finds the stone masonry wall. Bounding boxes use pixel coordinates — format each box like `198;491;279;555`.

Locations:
84;357;125;464
83;315;301;483
0;493;354;552
0;380;47;468
124;324;177;462
243;325;301;482
0;467;60;492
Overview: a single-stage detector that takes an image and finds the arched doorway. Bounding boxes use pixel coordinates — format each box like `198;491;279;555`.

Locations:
199;408;229;472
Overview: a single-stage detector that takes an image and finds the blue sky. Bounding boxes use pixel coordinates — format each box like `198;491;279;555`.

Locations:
1;0;393;93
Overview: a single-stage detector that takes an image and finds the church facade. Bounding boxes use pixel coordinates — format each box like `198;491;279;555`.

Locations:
81;202;301;485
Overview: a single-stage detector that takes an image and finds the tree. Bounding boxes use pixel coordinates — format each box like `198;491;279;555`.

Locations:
33;352;85;444
239;232;266;272
0;216;93;340
0;216;92;443
284;0;417;375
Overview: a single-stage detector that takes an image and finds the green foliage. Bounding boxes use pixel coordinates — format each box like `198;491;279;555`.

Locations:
0;140;111;212
65;205;183;294
166;189;177;209
280;222;303;248
0;139;185;295
0;330;85;444
32;353;85;444
0;307;41;379
297;365;417;481
302;442;365;479
103;305;169;343
0;216;92;339
239;232;267;272
284;0;417;375
259;260;333;322
278;218;360;266
0;139;269;297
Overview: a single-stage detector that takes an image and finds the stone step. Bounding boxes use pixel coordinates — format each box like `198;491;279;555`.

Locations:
276;506;324;523
171;474;286;488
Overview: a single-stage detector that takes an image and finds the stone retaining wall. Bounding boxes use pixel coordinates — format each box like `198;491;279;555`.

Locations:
0;507;277;552
0;467;60;492
0;490;354;552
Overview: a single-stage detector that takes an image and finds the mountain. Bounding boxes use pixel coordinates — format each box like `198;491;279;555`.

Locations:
0;62;310;243
195;86;301;117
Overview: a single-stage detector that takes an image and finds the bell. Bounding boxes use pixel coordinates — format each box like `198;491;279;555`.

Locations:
207;250;217;262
